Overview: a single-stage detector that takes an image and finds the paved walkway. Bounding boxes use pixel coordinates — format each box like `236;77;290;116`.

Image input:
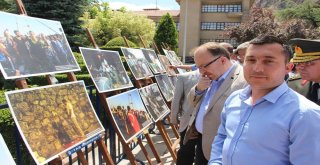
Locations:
69;125;178;165
118;126;178;165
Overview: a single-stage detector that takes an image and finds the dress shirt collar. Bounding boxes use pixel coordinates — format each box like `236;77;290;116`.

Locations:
214;63;236;84
240;81;289;104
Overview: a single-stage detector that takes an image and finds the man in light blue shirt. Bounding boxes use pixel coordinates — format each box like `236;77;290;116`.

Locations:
209;35;320;165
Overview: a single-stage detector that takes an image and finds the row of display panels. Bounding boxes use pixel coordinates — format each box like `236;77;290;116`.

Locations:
4;81;172;165
79;47;176;101
0;10;184;165
0;11;184;80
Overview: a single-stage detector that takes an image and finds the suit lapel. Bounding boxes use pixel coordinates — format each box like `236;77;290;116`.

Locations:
205;64;241;115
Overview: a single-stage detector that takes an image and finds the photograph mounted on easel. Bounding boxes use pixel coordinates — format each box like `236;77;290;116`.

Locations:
141;48;166;74
155;74;175;102
0;11;80;79
5;81;104;165
138;83;170;122
121;47;153;80
158;55;178;76
79;47;133;93
106;89;152;143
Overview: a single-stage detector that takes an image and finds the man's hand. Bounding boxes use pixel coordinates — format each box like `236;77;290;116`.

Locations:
196;74;212;92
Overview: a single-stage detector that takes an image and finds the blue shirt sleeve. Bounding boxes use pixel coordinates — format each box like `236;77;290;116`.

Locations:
191;64;198;71
289;107;320;164
195;88;205;95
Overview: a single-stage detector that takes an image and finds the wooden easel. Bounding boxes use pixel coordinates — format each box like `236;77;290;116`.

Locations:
138;36;180;161
13;1;114;165
86;29;162;165
151;40;180;139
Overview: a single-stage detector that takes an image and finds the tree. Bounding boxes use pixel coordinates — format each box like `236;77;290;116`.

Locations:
22;0;92;51
0;0;17;13
277;0;320;27
154;13;178;52
82;2;155;48
101;36;137;49
225;7;320;44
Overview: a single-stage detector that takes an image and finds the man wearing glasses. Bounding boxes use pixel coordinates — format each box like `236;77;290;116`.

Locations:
290;38;320;105
183;42;247;164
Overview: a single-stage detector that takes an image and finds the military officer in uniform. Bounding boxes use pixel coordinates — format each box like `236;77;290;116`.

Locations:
289;38;320;105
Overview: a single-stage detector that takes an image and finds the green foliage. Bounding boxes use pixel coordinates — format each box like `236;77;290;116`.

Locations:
225;7;320;43
0;0;17;13
154;13;178;52
82;2;155;48
102;36;137;48
276;0;320;27
22;0;92;52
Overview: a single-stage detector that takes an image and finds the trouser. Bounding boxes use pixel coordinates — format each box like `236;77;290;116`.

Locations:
176;129;197;165
195;134;208;165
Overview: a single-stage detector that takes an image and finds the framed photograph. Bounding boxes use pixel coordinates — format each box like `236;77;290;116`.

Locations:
5;81;104;165
140;48;166;74
138;84;170;122
0;11;80;79
162;49;183;65
169;76;178;86
158;55;178;76
121;47;153;80
0;134;16;165
79;47;133;93
106;89;152;143
155;74;175;102
168;51;186;74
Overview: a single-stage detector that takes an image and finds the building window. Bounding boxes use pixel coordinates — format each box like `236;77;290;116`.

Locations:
200;39;238;47
176;22;180;31
202;4;242;13
201;22;240;30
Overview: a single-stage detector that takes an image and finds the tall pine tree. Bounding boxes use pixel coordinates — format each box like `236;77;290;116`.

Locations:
22;0;92;51
154;13;178;53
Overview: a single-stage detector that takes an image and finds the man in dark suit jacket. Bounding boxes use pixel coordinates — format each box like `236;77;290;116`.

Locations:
171;70;200;165
184;42;247;164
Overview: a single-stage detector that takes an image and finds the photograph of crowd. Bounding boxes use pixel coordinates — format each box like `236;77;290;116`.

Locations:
155;74;175;101
138;83;170;122
141;48;166;74
106;89;152;143
158;55;178;76
121;47;153;80
79;47;133;93
0;12;79;79
5;81;104;165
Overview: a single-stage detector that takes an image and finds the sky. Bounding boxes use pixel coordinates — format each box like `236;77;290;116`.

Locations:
103;0;180;11
107;89;146;111
0;11;65;37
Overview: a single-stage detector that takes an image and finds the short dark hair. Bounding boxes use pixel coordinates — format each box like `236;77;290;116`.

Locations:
249;35;291;63
196;42;230;60
225;46;233;54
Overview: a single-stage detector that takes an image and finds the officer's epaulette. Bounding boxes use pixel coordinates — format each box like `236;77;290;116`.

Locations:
288;74;301;81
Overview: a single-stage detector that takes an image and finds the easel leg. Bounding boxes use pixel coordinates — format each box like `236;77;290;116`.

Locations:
158;121;173;146
145;133;162;164
166;116;180;138
120;139;138;165
50;157;62;165
76;151;88;165
137;138;153;165
156;121;177;161
97;139;115;165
